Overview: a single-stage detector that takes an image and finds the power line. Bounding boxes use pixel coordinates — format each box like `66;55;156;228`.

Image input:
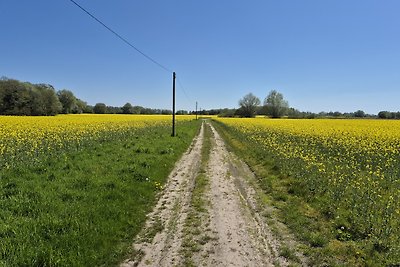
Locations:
68;0;197;112
68;0;172;73
176;76;192;103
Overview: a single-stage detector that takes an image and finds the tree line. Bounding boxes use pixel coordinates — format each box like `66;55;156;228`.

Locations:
0;77;172;116
91;102;172;115
204;90;396;119
1;77;398;118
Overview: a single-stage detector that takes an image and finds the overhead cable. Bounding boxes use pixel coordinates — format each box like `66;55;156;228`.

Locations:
68;0;172;73
176;76;193;103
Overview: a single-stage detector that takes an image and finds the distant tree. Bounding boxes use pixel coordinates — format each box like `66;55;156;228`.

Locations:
218;108;236;118
354;110;366;118
176;110;188;115
141;108;153;114
105;106;122;114
93;103;107;114
161;109;172;115
122;102;134;114
378;111;391;119
0;79;28;115
1;80;33;115
35;84;62;115
332;111;342;117
132;105;143;114
287;107;304;118
318;111;328;117
263;90;289;118
0;79;63;116
73;99;88;114
378;111;400;119
29;86;42;115
238;93;261;117
57;89;77;114
83;105;94;114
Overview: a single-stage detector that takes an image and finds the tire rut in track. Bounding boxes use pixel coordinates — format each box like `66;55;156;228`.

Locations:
121;122;205;267
121;121;302;267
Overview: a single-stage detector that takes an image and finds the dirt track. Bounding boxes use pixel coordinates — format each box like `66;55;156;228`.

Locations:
121;121;301;267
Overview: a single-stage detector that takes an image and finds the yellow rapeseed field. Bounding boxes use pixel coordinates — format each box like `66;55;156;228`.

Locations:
215;117;400;256
0;114;193;168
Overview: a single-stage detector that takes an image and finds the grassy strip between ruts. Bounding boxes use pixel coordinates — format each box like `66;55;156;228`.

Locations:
212;120;393;267
0;120;201;267
181;122;214;266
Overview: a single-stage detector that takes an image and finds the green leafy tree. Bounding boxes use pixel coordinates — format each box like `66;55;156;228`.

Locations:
0;79;31;115
264;90;289;118
122;102;134;114
354;110;366;118
132;106;143;114
71;99;88;114
238;93;261;117
176;110;188;115
378;111;390;119
57;89;77;114
106;106;122;114
93;103;107;114
35;84;62;115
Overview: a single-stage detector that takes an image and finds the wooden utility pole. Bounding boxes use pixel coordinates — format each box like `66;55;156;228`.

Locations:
172;72;176;137
196;101;198;120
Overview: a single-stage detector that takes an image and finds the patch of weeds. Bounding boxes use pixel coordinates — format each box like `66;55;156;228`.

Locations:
142;216;164;243
273;190;288;202
336;226;353;242
135;146;151;154
279;245;300;263
181;123;213;264
198;234;214;245
308;232;329;247
160;147;174;155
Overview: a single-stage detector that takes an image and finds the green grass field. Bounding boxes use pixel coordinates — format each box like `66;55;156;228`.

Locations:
0;120;201;266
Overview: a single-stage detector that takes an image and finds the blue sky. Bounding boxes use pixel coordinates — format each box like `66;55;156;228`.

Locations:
1;1;399;114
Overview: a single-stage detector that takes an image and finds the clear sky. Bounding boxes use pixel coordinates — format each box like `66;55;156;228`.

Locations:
1;1;399;114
